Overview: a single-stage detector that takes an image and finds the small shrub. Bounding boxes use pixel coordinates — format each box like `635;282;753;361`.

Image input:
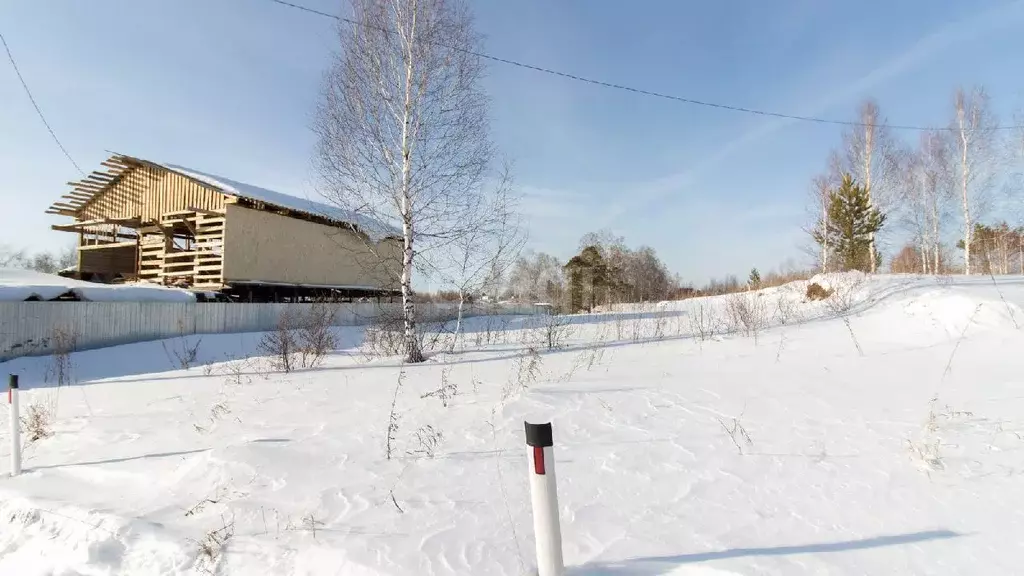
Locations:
689;301;719;343
421;364;457;407
163;336;202;370
805;282;833;301
502;347;543;401
725;292;768;342
541;314;571;350
46;326;77;388
824;274;865;315
651;311;667;340
718;413;753;455
773;293;799;325
193;515;235;574
259;308;299;372
407;425;443;458
296;301;337;368
22;397;56;442
260;303;338;372
362;311;406;359
361;309;455;360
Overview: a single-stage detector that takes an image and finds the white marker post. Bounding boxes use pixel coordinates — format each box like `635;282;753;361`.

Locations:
525;421;564;576
9;374;21;477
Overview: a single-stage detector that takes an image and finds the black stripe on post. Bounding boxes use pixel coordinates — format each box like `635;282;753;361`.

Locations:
8;374;18;389
524;421;553;447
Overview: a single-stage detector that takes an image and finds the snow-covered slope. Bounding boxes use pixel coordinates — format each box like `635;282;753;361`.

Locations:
0;268;196;302
2;274;1023;575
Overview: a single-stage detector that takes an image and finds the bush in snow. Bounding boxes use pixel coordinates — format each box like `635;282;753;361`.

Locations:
296;300;338;368
260;308;299;372
260;303;339;372
538;313;571;350
361;309;456;360
689;300;720;343
725;292;768;342
21;396;56;442
773;292;800;324
805;282;833;301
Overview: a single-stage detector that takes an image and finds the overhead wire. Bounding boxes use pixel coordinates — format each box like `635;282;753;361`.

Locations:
265;0;1024;132
0;29;85;175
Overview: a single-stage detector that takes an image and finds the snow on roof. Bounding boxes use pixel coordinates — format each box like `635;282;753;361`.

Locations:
0;269;195;303
159;163;402;243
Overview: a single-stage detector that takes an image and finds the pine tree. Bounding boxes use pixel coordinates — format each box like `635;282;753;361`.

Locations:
813;173;886;272
748;268;761;288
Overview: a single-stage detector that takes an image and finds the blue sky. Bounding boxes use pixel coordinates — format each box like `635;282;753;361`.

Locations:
2;0;1023;285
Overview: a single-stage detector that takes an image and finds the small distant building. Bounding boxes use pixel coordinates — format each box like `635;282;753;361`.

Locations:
46;153;402;301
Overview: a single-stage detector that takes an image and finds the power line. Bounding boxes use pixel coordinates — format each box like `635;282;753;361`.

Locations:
0;30;85;175
266;0;1024;132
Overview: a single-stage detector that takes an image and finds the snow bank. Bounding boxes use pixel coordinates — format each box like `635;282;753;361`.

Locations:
806;270;868;293
0;269;195;302
0;493;192;574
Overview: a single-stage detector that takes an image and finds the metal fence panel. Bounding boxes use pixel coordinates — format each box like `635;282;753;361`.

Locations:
0;301;541;361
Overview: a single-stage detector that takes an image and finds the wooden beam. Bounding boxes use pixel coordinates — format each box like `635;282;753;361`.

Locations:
161;209;200;218
50;218;142;232
188;206;225;218
71;182;106;191
46;209;79;217
66;180;104;189
77;241;138;251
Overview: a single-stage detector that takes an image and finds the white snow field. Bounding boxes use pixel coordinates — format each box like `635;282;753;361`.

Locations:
2;273;1024;575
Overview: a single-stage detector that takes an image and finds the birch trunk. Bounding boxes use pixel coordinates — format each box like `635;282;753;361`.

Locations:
399;6;423;363
960;131;971;276
864;124;876;273
822;199;829;272
454;292;465;350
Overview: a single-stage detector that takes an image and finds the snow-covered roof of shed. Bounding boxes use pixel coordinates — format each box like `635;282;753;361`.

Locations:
0;268;195;302
158;163;401;242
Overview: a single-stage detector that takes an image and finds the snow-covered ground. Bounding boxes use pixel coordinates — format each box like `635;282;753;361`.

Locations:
2;273;1023;575
0;269;195;302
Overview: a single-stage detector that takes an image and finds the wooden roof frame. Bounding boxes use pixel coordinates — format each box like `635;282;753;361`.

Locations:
46;153;400;243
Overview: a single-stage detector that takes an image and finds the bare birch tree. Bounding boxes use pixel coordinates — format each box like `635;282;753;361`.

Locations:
896;131;955;274
839;100;899;272
808;173;832;272
950;86;999;275
314;0;496;362
895;146;930;272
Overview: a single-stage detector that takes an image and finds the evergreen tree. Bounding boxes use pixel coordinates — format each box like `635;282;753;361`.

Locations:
564;245;608;312
748;268;761;288
813;174;885;272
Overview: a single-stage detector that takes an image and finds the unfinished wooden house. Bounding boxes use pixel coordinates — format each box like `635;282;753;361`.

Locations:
46;154;403;301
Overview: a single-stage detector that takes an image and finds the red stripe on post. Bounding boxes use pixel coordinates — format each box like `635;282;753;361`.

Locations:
533;445;545;475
